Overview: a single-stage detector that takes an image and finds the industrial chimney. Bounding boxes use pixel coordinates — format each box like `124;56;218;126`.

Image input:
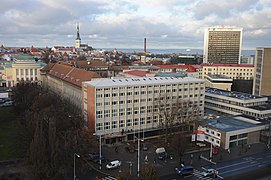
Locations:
144;38;146;53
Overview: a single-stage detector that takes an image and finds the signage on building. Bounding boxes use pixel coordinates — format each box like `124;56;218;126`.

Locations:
197;126;206;142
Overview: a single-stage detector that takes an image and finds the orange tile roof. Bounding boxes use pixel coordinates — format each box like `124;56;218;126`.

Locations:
41;63;56;72
45;63;101;88
74;60;108;67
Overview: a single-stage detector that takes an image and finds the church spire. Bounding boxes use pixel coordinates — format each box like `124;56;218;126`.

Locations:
76;23;81;40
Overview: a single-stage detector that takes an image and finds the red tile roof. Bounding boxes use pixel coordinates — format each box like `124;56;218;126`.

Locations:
44;63;101;88
156;64;197;72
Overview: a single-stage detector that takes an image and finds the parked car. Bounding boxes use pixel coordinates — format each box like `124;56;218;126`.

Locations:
89;153;105;163
158;152;170;160
201;168;215;177
142;144;148;151
106;160;121;169
175;165;194;175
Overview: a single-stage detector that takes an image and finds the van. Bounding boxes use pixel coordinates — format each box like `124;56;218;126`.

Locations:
155;147;166;154
175;165;194;175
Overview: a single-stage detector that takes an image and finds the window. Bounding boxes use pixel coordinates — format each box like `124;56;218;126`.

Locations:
112;101;118;105
104;122;110;130
96;102;102;106
140;107;146;113
119;109;125;116
104;94;110;97
112;109;118;117
104;110;110;118
112;121;118;128
127;100;132;104
96;111;103;118
104;102;110;106
112;93;118;97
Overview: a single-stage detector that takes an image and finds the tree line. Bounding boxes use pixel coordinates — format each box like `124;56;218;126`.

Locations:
13;82;97;179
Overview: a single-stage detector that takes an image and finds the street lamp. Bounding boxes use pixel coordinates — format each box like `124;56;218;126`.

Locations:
135;136;144;177
93;133;102;170
74;153;80;180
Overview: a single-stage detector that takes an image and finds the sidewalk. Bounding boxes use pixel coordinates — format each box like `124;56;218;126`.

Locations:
181;142;269;169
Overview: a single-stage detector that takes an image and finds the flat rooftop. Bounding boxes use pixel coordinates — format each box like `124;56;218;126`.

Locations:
84;77;204;87
205;87;263;100
206;74;232;80
200;116;263;132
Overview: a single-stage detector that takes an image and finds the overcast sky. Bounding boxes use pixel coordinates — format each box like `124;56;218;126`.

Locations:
0;0;271;49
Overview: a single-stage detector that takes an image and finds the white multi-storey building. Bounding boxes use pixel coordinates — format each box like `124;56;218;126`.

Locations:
83;77;205;143
205;87;271;119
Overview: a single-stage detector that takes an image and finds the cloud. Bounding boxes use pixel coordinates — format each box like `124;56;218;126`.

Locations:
0;0;271;49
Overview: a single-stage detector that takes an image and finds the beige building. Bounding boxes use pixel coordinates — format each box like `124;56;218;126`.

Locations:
83;77;205;142
205;74;233;91
203;26;243;64
199;64;254;80
253;48;271;96
1;54;45;87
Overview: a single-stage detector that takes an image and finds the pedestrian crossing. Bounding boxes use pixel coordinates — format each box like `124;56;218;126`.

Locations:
193;169;214;180
101;176;117;180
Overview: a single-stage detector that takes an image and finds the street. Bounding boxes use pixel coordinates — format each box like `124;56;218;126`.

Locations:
79;141;271;180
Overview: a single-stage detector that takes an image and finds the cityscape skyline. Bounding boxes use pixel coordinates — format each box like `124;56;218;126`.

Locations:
0;0;271;49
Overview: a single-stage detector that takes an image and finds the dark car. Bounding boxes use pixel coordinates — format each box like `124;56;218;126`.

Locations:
158;152;169;160
89;153;105;163
142;144;148;151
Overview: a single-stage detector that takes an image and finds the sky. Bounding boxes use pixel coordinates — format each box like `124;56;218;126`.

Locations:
0;0;271;49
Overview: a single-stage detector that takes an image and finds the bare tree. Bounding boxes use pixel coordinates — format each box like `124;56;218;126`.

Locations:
141;164;158;180
156;93;199;143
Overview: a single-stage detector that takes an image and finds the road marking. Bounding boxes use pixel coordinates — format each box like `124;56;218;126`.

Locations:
219;161;270;175
102;176;117;180
218;160;253;170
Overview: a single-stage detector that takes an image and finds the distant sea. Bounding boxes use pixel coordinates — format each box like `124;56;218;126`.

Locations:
102;48;256;56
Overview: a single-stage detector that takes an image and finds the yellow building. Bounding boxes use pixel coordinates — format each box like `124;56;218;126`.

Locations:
199;64;254;80
1;54;46;87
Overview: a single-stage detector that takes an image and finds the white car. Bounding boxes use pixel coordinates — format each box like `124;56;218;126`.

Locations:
202;168;215;177
106;160;121;169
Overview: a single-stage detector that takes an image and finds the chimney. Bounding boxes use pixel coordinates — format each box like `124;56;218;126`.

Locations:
144;38;146;53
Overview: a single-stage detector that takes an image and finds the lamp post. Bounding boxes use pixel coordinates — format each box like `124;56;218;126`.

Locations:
93;133;102;169
135;136;144;177
74;153;80;180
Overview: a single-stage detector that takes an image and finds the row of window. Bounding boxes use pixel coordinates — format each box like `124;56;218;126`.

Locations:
16;69;38;76
97;90;204;98
96;96;204;106
205;129;221;137
96;116;159;130
96;83;204;91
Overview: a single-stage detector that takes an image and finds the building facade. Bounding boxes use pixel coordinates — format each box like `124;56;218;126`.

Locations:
203;26;243;64
253;47;271;96
205;87;271;119
41;63;101;110
83;77;205;142
199;64;254;80
1;54;45;87
205;74;233;91
198;116;267;149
